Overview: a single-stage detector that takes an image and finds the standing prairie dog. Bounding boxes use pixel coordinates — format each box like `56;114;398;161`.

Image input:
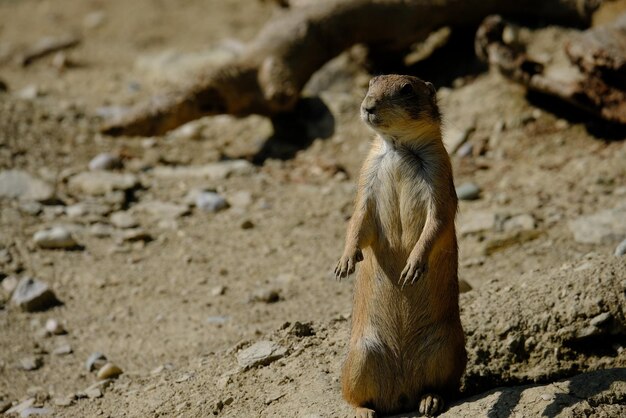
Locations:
335;75;466;417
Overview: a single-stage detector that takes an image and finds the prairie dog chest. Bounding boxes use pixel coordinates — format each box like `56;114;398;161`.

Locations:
368;144;429;248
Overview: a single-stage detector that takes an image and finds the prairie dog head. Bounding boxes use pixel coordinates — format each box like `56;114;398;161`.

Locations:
361;75;440;141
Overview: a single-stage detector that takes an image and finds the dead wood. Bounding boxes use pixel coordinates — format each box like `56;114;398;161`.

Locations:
476;13;626;124
101;0;603;136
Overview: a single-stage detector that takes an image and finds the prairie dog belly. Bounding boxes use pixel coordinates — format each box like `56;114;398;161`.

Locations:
370;149;429;260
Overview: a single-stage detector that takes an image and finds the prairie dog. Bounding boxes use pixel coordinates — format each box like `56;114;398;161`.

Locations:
335;75;466;417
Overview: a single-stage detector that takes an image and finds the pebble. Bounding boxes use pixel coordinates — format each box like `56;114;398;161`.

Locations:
19;356;43;371
33;227;78;249
5;399;34;415
85;387;103;399
568;203;626;244
456;142;473;158
121;228;153;242
86;352;107;372
456;182;481;200
52;344;73;356
97;362;123;380
45;318;66;335
503;214;536;231
110;211;138;229
19;407;51;417
248;289;280;304
16;85;40;100
53;396;74;407
68;171;138;196
228;191;253;209
88;153;122;171
0;170;54;202
211;285;226;296
459;211;496;236
236;341;286;369
2;275;19;294
206;316;230;325
195;191;229;213
443;126;473;154
19;201;43;216
590;312;613;327
134;201;189;219
152;160;255;180
11;277;59;312
615;238;626;256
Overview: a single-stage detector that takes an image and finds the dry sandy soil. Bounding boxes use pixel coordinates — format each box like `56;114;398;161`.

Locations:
1;1;625;417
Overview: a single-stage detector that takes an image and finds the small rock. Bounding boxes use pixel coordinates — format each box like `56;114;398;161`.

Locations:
86;352;107;371
2;275;19;294
240;220;254;229
172;122;203;140
134;201;189;219
503;214;536;231
288;321;315;337
590;312;613;327
195;191;229;213
5;399;34;415
33;227;78;249
45;318;66;335
459;211;496;236
615;238;626;256
53;396;74;407
0;170;54;202
110;211;138;229
11;277;59;312
88;153;122;171
443;126;473;154
206;316;230;325
456;182;481;200
97;362;123;380
120;228;153;242
90;223;114;238
576;325;602;339
19;407;51;417
229;191;253;209
85;387;102;399
19;356;43;371
152;160;255;180
19;201;43;216
16;85;40;100
458;279;473;293
211;285;226;296
236;341;286;369
568;203;626;244
68;171;138;196
52;344;73;356
248;289;280;304
456;142;473;158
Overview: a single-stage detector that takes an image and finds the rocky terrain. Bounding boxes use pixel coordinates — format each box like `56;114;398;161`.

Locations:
1;1;625;417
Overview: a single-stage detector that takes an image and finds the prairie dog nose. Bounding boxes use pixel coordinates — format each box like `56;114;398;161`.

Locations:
362;97;377;114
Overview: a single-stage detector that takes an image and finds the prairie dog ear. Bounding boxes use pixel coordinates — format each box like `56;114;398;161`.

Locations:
425;81;437;97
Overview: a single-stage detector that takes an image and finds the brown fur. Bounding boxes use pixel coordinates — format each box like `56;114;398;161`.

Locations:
335;75;466;417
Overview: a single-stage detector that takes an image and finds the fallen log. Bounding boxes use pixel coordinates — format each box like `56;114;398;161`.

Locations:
101;0;604;136
476;13;626;124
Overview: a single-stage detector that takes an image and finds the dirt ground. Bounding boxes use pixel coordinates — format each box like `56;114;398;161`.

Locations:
1;1;625;417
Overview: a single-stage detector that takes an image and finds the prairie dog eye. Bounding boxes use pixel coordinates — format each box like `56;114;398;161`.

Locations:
400;83;413;95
